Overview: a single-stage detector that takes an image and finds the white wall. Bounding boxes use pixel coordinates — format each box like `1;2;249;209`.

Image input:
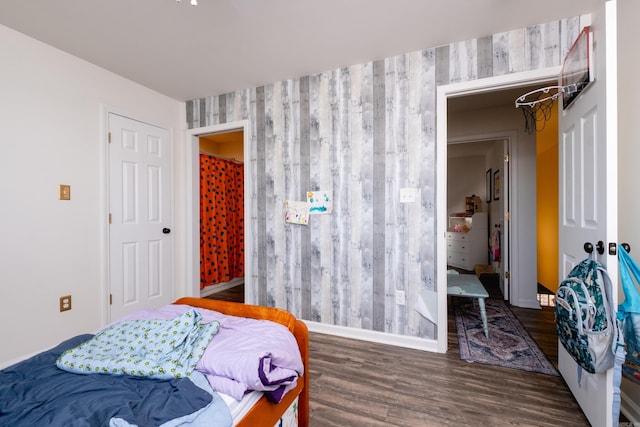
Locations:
447;154;486;216
0;24;185;366
617;0;640;421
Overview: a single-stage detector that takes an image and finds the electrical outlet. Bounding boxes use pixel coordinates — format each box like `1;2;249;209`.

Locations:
395;290;406;306
59;295;72;312
399;188;416;203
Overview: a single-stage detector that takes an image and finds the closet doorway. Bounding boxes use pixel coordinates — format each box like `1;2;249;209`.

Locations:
199;130;245;300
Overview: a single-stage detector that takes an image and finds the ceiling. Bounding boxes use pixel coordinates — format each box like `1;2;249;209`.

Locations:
0;0;597;102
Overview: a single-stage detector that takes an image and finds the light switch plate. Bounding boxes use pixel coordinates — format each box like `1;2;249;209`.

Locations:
59;184;71;200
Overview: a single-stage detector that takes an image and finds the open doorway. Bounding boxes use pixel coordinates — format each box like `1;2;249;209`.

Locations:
184;120;251;304
444;83;560;356
435;69;561;350
198;130;246;301
446;82;559;306
446;138;505;293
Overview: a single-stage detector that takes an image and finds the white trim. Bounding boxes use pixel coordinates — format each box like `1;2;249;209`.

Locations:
100;105;110;327
200;277;244;298
185;121;251;299
621;388;640;426
436;67;561;353
442;67;561;98
0;350;44;371
305;321;439;353
448;132;514;145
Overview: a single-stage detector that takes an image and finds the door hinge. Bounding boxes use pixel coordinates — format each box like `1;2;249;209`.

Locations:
109;213;112;224
108;132;111;143
109;294;112;305
504;212;510;221
504;153;510;162
505;271;510;279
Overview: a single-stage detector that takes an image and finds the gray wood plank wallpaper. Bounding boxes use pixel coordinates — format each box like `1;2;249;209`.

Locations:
187;18;579;340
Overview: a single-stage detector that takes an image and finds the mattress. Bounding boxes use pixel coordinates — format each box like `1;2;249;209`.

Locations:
220;391;262;424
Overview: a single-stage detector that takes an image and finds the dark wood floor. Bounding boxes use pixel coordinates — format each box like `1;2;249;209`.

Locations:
206;283;590;426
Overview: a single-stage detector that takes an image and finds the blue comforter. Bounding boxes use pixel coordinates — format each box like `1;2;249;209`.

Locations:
0;334;224;427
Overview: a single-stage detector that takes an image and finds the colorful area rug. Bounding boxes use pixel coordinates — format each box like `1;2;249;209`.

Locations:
454;299;559;376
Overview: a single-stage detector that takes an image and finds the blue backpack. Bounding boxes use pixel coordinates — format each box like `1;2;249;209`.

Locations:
555;256;617;374
617;246;640;384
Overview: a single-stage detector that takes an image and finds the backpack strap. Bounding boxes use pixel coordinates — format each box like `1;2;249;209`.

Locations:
597;260;625;426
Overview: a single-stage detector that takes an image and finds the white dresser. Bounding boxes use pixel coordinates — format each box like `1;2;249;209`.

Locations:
446;212;488;271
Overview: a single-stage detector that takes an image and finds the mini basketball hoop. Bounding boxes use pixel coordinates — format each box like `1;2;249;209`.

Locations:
516;27;593;134
514;84;579;134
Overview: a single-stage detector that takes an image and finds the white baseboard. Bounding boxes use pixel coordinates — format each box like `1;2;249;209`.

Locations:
199;277;244;298
621;387;640;426
304;321;439;353
0;348;47;370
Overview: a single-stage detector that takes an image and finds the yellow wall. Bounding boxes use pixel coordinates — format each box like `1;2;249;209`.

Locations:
536;102;559;292
199;131;244;161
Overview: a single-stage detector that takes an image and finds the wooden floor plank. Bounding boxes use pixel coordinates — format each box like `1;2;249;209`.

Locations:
206;282;591;426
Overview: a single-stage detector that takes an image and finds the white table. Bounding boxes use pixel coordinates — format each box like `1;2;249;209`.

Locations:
448;274;489;338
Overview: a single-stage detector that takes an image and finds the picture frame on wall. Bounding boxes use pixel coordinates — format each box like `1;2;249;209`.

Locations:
493;169;501;201
485;169;492;203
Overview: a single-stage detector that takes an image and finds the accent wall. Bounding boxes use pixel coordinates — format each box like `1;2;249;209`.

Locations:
186;18;580;341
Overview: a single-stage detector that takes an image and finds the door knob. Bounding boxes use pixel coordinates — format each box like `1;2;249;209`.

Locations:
162;228;171;234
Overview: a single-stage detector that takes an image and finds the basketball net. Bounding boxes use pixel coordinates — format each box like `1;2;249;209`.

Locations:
514;86;562;134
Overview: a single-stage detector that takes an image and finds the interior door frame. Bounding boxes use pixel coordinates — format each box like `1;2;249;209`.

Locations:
447;134;514;300
435;67;560;352
185;120;251;300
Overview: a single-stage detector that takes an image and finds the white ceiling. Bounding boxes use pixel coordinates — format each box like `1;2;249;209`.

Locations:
0;0;597;102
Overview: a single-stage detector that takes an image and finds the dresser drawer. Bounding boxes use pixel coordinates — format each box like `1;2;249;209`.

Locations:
447;252;470;269
446;212;488;271
446;232;469;242
447;239;469;253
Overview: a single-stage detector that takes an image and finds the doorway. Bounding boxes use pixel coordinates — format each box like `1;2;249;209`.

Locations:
447;82;559;306
435;68;561;352
446;138;506;294
199;130;245;299
185;120;251;302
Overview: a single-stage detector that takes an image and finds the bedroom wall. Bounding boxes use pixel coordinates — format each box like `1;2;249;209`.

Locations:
447;154;486;216
0;24;184;366
186;18;580;340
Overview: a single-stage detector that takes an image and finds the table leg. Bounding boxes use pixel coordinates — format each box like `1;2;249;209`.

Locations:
477;297;489;338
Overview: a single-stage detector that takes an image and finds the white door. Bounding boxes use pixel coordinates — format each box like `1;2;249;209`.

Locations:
108;113;173;321
558;2;618;426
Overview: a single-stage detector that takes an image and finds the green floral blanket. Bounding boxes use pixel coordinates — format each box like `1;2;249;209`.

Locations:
56;308;220;379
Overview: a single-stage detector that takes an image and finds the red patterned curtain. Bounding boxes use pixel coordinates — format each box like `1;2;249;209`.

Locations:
199;155;245;289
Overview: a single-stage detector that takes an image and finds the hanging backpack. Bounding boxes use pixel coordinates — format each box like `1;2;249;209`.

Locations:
617;245;640;385
555;255;617;374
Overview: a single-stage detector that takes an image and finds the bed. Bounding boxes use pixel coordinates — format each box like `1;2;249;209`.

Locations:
0;297;309;427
